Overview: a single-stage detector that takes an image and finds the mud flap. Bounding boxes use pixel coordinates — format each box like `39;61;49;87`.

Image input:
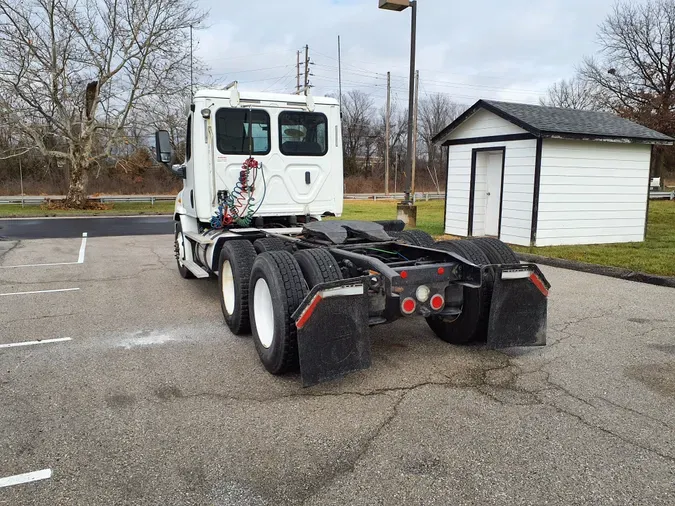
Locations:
486;264;550;349
292;278;371;387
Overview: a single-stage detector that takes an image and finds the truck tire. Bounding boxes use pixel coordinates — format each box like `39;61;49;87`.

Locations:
294;249;343;288
426;240;493;344
469;237;519;264
395;229;435;247
175;222;195;279
218;240;257;335
254;237;287;254
249;251;308;374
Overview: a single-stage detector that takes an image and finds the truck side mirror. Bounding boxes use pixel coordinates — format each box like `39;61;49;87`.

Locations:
154;130;172;164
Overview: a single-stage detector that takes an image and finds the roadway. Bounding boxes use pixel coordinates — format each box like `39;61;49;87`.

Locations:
0;216;174;240
0;233;673;505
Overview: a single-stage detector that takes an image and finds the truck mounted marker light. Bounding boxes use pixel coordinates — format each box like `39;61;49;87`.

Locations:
401;297;416;315
400;270;408;279
430;294;445;311
437;267;445;275
415;285;430;302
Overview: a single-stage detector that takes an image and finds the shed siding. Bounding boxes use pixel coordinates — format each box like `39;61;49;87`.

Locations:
445;138;537;246
536;139;651;246
446;109;526;140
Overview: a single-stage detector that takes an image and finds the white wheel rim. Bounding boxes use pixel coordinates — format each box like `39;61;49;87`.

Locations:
254;278;275;349
221;260;236;315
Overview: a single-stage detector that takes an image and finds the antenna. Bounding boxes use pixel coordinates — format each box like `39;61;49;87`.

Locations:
190;25;194;99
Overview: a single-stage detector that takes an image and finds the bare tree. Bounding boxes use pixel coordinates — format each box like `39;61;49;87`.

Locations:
578;0;675;176
418;94;464;192
541;77;602;110
341;90;374;176
0;0;206;207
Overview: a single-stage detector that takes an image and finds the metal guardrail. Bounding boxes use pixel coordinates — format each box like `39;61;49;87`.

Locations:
0;195;176;205
0;193;445;205
650;191;675;200
344;192;445;201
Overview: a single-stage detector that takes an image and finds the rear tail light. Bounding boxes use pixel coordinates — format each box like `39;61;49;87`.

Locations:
401;297;416;315
430;294;445;311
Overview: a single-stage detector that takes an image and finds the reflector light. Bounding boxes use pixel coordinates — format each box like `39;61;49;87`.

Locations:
401;297;416;314
400;271;408;279
415;285;430;302
430;294;445;310
437;267;445;275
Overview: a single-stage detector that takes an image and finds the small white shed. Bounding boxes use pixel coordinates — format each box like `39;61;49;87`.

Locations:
432;100;673;246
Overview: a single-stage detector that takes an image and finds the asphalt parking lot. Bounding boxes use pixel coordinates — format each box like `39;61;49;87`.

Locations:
1;230;674;505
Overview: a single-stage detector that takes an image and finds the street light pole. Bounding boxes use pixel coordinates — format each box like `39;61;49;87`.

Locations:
403;0;417;205
379;0;419;226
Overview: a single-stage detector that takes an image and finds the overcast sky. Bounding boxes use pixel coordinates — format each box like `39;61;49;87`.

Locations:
194;0;633;108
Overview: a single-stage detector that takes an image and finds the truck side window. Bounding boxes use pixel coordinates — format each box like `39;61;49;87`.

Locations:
215;108;270;155
279;111;328;156
186;115;192;161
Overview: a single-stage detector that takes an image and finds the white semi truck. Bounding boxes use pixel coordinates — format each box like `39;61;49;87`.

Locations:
155;84;549;386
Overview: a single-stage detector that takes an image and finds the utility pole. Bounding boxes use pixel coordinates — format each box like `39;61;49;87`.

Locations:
338;36;343;114
304;44;310;92
411;69;419;202
394;152;399;194
403;0;417;205
296;50;301;93
385;71;391;196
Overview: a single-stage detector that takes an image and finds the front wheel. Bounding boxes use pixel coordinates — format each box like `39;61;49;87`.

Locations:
174;222;194;279
249;251;308;374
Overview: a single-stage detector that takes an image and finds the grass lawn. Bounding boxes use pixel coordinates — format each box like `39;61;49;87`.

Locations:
0;201;175;218
333;199;446;236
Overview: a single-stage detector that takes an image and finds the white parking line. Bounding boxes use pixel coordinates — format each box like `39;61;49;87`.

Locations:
77;232;88;263
0;469;52;488
0;337;72;349
0;288;80;297
0;232;88;269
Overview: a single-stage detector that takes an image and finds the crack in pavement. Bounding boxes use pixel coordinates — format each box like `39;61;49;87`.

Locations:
0;240;20;262
593;395;675;431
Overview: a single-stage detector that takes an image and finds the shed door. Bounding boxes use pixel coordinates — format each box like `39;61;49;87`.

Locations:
484;152;503;236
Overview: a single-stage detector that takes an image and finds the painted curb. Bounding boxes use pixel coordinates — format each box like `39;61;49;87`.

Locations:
518;253;675;289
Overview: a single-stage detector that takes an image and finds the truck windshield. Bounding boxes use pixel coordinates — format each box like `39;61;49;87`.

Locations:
279;111;328;156
216;108;270;155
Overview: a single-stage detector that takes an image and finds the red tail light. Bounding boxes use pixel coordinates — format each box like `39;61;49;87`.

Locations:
430;294;445;310
401;297;416;315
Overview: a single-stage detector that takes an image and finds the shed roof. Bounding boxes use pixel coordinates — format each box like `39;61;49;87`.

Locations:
433;99;674;145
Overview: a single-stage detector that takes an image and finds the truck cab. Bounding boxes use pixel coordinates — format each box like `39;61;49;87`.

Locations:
178;85;343;226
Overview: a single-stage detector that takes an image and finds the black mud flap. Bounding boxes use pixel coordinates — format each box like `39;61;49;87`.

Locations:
486;264;550;349
292;278;371;387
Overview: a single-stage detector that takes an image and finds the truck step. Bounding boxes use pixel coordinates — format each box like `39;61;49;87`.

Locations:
182;259;210;278
184;231;214;245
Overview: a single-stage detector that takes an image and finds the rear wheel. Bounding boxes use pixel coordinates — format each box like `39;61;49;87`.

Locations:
427;240;492;344
294;249;343;288
469;237;519;264
253;237;287;254
394;229;435;247
174;222;195;279
218;240;257;335
250;251;308;374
